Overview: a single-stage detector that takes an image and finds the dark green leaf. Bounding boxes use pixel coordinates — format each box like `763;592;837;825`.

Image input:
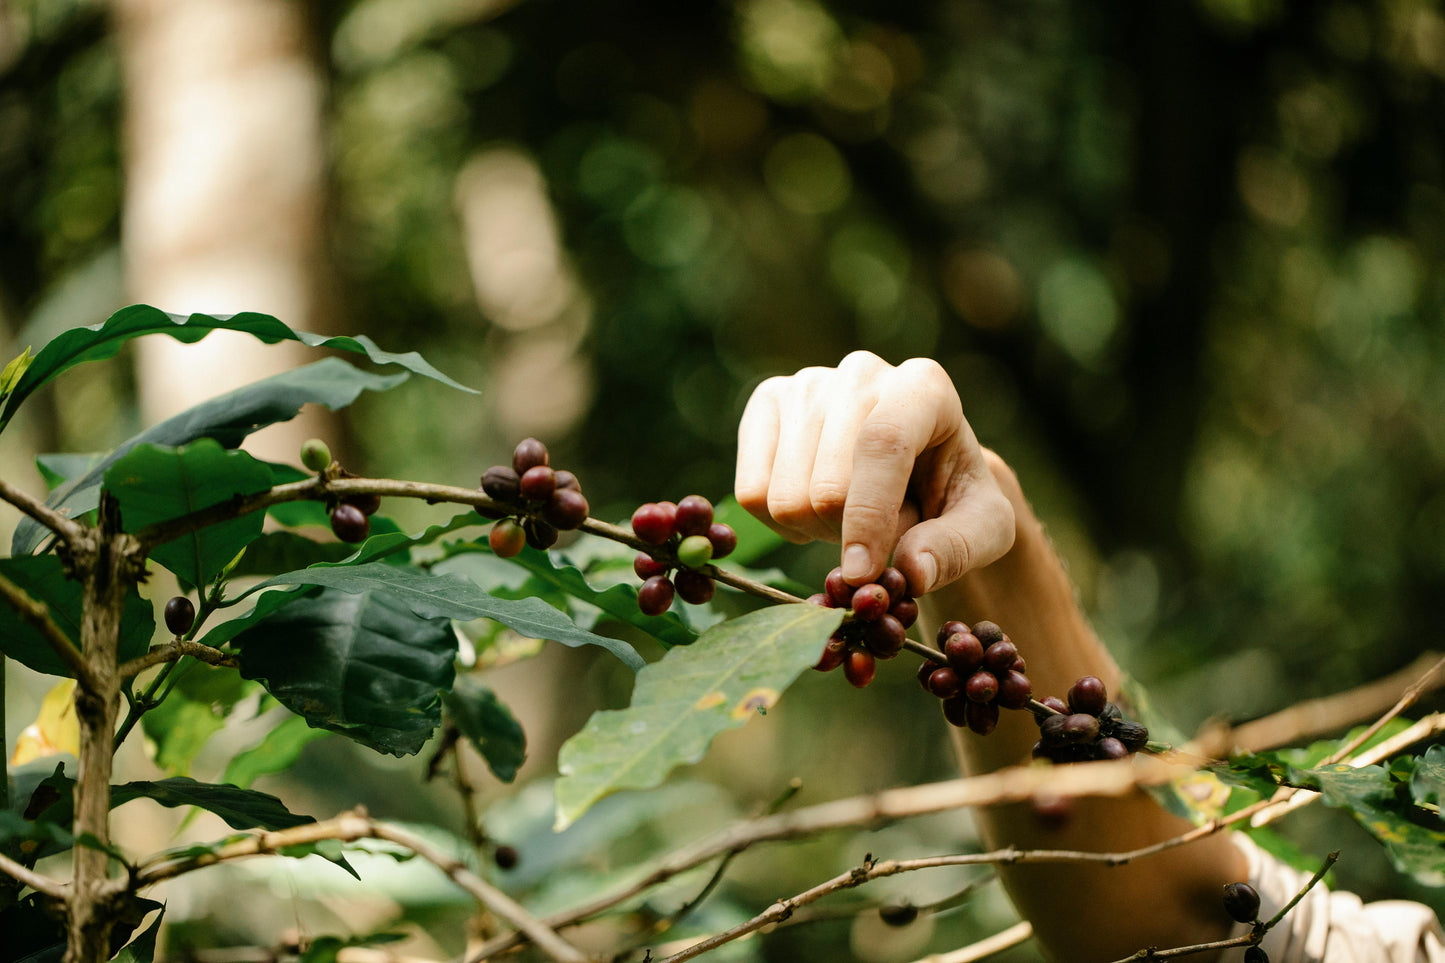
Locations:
241;561;645;671
36;775;317;832
196;587;311;650
444;677;526;782
105;439;274;587
110;905;165;963
0;555;154;677
13;358;408;555
0;304;475;432
554;604;843;829
235;585;458;756
227;531;355;578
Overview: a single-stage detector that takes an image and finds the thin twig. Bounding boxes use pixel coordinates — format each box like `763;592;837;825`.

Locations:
0;569;98;688
0;475;86;544
131;811;590;963
1320;655;1445;766
0;850;68;899
904;921;1032;963
118;639;238;678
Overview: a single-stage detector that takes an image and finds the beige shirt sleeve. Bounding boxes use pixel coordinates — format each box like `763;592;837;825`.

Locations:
1233;834;1445;963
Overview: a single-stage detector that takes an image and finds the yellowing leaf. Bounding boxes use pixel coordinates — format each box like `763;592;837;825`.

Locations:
11;678;79;765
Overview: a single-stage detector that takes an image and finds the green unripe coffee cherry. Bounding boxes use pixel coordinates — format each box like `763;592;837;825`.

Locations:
676;534;714;569
300;438;332;473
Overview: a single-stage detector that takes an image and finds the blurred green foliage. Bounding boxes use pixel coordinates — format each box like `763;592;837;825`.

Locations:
3;0;1445;956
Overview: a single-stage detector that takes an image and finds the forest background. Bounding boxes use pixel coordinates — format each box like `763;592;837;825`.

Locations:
2;0;1444;960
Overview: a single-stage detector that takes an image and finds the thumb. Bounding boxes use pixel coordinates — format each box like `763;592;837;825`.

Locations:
891;482;1015;595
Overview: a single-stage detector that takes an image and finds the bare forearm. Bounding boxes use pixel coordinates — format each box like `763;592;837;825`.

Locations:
926;452;1246;962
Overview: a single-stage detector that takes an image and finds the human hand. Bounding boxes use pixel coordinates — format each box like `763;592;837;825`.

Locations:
734;351;1015;595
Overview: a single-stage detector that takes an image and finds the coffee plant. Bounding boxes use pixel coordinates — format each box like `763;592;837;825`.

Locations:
1;307;1442;963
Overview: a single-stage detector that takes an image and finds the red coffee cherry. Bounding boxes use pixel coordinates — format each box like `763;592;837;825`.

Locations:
489;518;527;558
813;636;847;672
543;488;589;530
843;649;876;688
849;584;890;621
706;523;737;559
824;567;855;607
964;670;999;704
674;569;715;604
944;631;984;674
512;438;549;474
965;700;999;735
631;502;676;544
519;465;557;501
638;576;675;615
634;553;669;580
996;669;1033;709
1067;676;1108;717
674;495;714;537
865;614;906;659
926;666;962;700
981;640;1019;675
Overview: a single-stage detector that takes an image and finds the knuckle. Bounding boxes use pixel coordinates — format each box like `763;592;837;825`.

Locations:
854;419;912;459
767;488;817;531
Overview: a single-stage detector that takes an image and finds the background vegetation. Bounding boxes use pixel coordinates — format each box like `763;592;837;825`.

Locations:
2;0;1443;959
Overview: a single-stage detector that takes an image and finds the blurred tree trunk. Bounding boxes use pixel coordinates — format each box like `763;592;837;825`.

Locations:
114;0;335;462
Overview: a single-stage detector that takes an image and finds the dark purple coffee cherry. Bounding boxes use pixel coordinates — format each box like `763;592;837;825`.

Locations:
917;660;939;690
554;469;580;491
981;640;1019;675
1095;737;1128;760
878;901;918;927
512;438;549;474
494;845;519;870
1067;676;1109;717
330;503;370;543
522;517;558;550
481;465;522;503
634;553;668;580
1061;713;1100;744
941;695;971;728
876;567;909;601
674;494;714;537
824;567;855;607
1222;882;1261;924
971;620;1005;646
965;700;999;735
996;669;1033;710
638;576;675;616
843;649;876;688
164;596;195;636
1114;721;1150;752
945;631;985;674
674;569;715;604
631;502;676;545
344;492;382;516
926;666;962;700
965;670;999;704
864;614;906;659
490;518;526;558
1040;713;1070;747
936;620;968;646
1244;947;1269;963
519;465;557;502
814;635;848;672
1040;696;1069;715
706;523;737;559
543;488;589;530
888;596;919;629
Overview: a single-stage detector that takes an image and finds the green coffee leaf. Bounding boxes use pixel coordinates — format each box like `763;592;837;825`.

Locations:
105;439;274;587
235;585;458;756
554;603;843;829
0;555;154;677
223;713;331;790
444;677;526;783
140;668;255;777
0;304;474;433
240;561;645;671
12;358;407;555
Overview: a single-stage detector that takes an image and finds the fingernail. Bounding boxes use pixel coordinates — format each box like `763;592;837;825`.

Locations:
918;552;938;592
842;543;871;581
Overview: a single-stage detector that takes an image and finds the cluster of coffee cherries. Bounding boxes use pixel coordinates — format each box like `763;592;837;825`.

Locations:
301;439;383;544
807;566;918;689
1031;675;1149;762
631;496;738;613
480;438;591;556
913;619;1030;736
